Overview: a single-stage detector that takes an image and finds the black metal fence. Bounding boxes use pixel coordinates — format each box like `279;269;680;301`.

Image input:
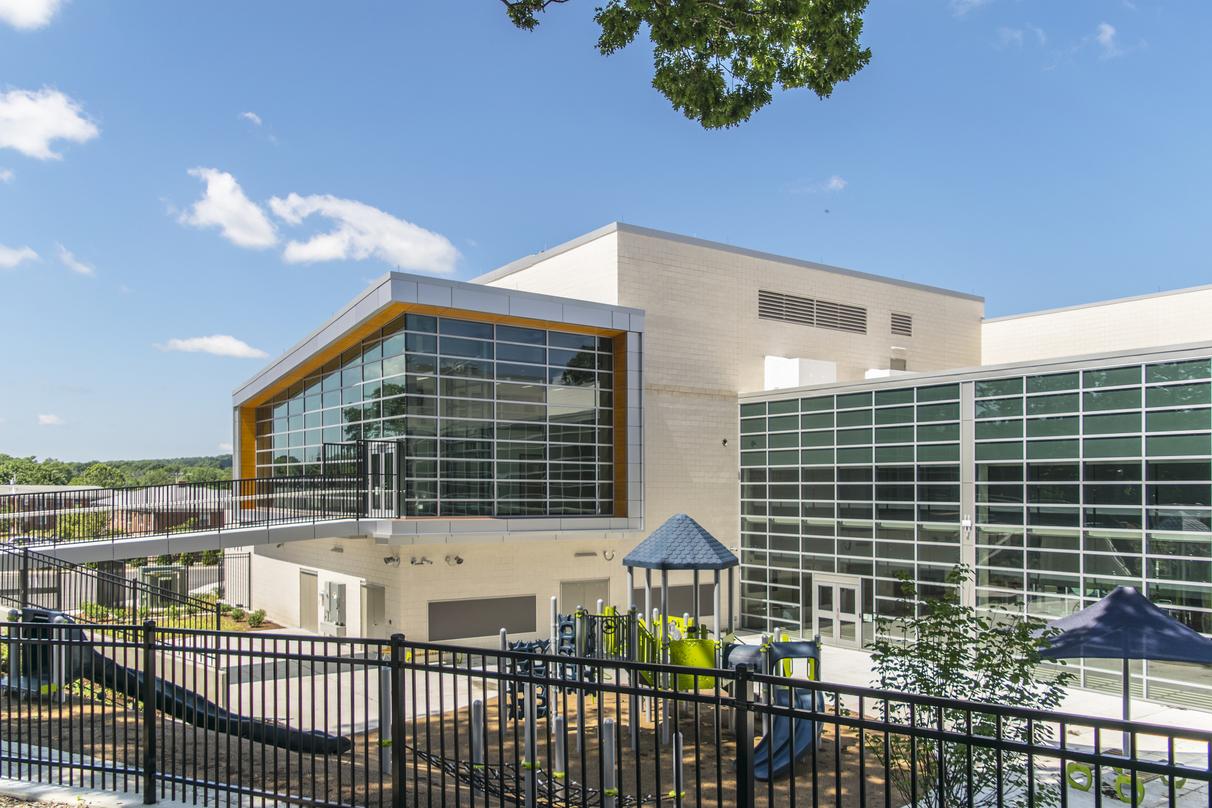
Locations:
0;475;363;547
0;546;220;632
3;620;1211;808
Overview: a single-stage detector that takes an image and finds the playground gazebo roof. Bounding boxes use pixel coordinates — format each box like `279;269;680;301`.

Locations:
622;513;739;571
623;514;738;640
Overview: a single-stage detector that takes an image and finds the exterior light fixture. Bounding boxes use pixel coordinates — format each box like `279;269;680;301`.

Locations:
445;554;464;566
602;550;616;561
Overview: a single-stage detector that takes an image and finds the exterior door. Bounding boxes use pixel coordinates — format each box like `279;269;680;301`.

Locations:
560;579;612;613
365;441;400;518
299;570;319;632
812;574;862;649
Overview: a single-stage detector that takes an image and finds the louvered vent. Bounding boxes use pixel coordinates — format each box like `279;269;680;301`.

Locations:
891;312;913;337
758;290;867;334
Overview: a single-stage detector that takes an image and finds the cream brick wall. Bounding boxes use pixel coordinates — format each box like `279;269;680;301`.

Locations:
483;231;620;305
983;285;1212;365
615;229;982;546
249;533;706;644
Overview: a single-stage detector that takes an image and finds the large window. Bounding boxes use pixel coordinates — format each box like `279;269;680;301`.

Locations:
254;313;617;518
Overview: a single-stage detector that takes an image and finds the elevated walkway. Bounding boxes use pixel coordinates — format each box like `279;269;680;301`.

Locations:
1;475;640;564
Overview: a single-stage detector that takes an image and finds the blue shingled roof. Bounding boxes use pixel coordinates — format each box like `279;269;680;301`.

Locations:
622;514;739;571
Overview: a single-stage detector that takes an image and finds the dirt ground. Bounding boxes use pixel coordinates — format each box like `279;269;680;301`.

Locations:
1;677;896;808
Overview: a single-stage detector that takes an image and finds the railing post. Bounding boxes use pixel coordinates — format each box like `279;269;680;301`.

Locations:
734;664;754;808
142;619;157;805
19;546;29;607
390;633;406;808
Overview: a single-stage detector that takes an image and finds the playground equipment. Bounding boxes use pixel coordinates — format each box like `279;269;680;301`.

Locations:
724;637;825;781
3;606;352;755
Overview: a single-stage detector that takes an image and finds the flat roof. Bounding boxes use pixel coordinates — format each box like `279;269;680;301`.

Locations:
233;270;643;407
985;282;1212;323
474;222;985;303
739;341;1212;402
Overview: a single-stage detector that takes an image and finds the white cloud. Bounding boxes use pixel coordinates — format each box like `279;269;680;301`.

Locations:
240;111;262;127
1095;22;1121;58
0;168;12;183
37;413;63;426
218;441;233;452
997;24;1046;49
269;193;459;274
55;243;94;276
0;0;62;30
950;0;991;17
158;334;269;359
178;168;277;249
787;175;848;194
997;27;1024;47
0;88;99;160
0;243;37;268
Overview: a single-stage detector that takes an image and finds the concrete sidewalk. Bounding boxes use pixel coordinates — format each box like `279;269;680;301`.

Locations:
815;642;1212;734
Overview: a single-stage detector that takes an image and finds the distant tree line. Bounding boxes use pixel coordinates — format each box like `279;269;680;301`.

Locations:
0;453;233;488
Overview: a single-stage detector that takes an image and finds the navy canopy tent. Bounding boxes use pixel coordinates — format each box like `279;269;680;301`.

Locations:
1039;586;1212;726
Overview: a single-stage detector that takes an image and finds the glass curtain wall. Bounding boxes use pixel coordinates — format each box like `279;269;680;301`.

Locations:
739;382;965;640
972;357;1212;705
254;313;616;518
740;354;1212;707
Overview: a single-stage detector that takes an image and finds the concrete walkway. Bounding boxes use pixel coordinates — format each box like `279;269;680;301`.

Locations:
815;642;1212;735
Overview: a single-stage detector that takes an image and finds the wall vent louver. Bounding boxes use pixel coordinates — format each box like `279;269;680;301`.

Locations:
891;311;913;337
758;290;867;334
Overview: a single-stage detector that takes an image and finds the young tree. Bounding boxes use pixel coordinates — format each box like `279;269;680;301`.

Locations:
868;566;1072;808
501;0;871;129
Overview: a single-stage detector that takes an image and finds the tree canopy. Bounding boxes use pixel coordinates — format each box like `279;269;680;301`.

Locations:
0;453;232;488
501;0;871;129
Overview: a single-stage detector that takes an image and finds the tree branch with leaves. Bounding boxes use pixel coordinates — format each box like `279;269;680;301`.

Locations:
501;0;871;128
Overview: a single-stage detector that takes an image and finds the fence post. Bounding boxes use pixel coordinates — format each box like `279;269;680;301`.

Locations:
734;664;754;808
390;633;406;808
142;619;157;805
19;546;29;607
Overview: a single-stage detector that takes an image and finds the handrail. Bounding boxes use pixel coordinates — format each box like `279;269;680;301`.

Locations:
0;474;364;547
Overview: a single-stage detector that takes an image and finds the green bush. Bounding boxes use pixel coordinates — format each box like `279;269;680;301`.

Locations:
201;549;222;566
80;602;110;622
230;607;247;622
247;609;266;628
218;602;233;616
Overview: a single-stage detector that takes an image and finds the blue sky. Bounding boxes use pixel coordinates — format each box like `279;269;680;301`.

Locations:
0;0;1208;461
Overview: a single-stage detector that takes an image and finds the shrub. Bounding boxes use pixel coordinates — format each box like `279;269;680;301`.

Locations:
869;566;1072;808
80;602;109;622
201;549;222;566
247;609;266;628
230;607;247;622
218;602;233;616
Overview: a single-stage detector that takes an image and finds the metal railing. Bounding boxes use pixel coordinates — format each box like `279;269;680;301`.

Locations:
0;476;363;548
0;545;220;632
3;619;1211;808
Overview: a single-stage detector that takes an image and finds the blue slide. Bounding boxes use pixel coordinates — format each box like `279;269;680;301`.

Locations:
753;688;822;781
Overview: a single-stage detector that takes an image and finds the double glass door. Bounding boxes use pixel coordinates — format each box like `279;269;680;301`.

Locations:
364;441;402;518
812;574;862;648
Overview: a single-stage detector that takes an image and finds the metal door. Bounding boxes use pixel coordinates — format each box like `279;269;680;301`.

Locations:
812;574;862;648
299;570;319;633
